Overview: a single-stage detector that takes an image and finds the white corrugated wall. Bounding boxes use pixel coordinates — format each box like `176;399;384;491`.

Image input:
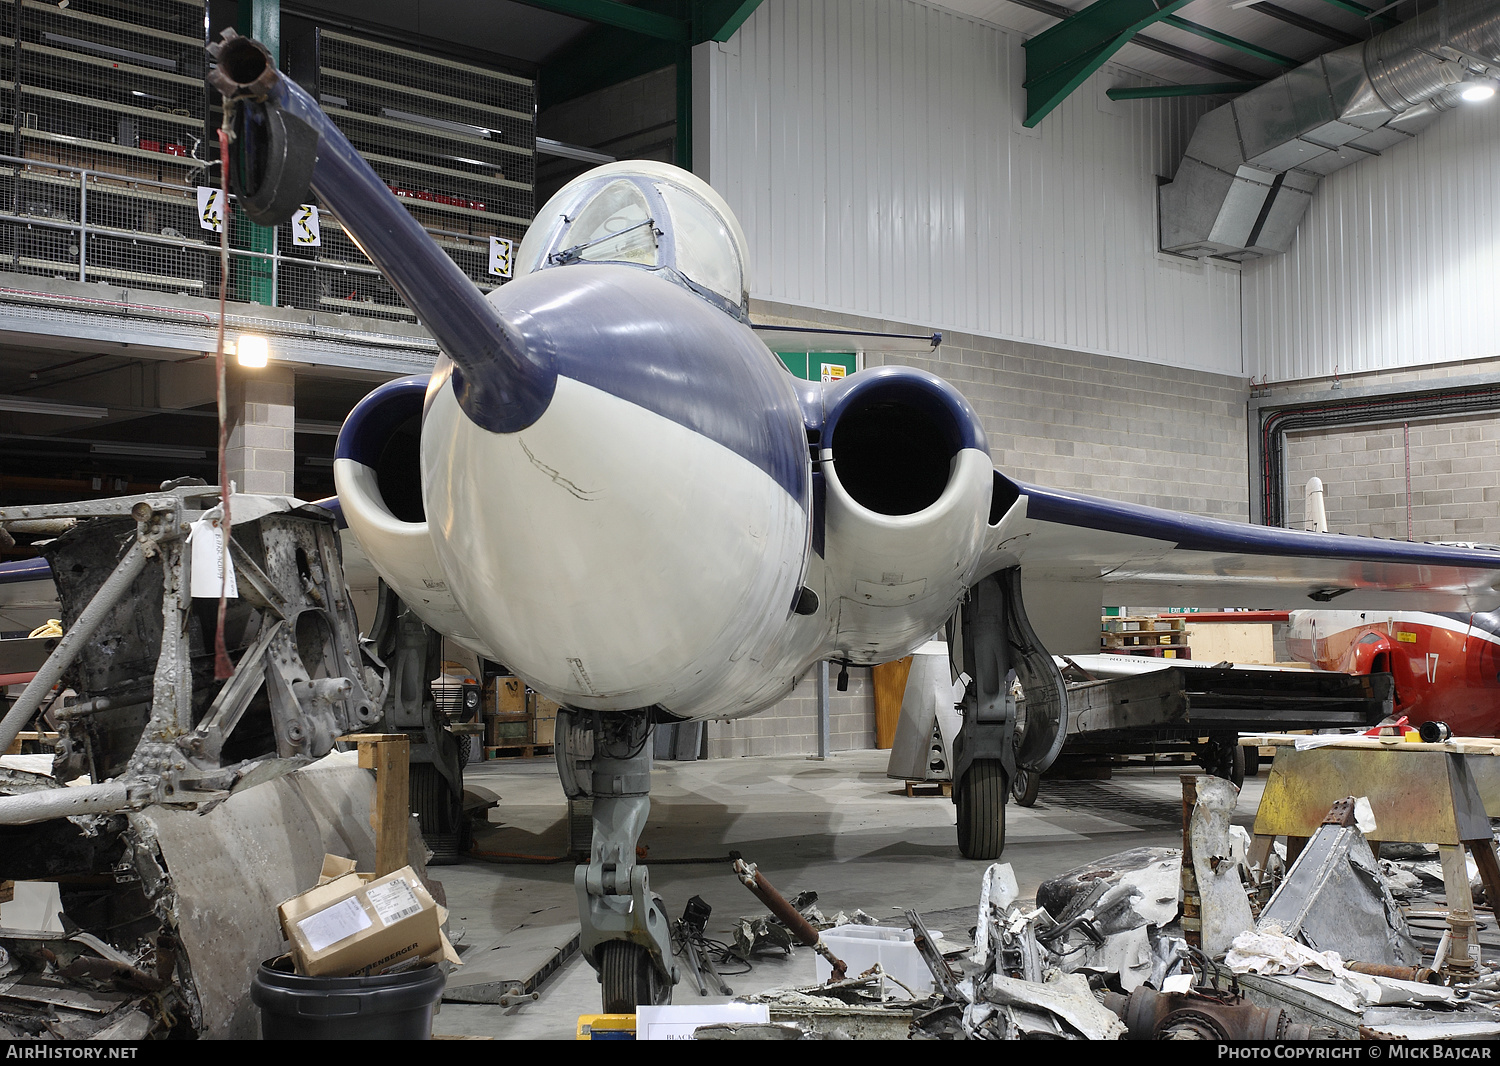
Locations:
1243;99;1500;383
700;0;1243;375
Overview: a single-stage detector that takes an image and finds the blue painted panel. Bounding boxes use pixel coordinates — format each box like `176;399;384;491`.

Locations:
1020;480;1500;572
472;264;811;509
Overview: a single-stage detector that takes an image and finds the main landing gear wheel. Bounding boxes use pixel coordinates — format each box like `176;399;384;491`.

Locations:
956;759;1006;859
599;940;670;1014
1011;765;1041;807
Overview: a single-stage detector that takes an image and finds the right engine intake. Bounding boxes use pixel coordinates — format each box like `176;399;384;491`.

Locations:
817;366;994;660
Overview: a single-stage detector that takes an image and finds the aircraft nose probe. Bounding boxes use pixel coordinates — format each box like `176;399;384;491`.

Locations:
205;30;556;433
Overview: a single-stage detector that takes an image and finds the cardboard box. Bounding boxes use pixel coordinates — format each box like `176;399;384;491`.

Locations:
277;855;459;977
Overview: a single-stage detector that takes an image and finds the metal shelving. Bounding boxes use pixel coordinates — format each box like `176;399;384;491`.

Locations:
0;3;536;319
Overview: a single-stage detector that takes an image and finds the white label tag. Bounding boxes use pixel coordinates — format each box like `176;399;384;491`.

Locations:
366;878;422;926
298;897;372;953
187;518;238;599
293;204;321;246
487;236;513;278
197;186;223;232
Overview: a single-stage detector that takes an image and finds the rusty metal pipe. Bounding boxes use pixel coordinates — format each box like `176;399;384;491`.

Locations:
1346;961;1441;984
733;858;847;980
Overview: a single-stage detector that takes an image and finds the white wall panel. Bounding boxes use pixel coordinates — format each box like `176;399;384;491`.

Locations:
703;0;1243;375
1243;101;1500;383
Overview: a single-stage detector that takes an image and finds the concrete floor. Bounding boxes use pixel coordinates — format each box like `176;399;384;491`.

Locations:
427;750;1267;1040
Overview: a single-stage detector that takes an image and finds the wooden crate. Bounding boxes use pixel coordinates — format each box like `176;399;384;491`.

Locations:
485;713;531;747
531;693;559;748
485;676;527;716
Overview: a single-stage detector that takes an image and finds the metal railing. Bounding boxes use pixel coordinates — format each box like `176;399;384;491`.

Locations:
0;154;507;322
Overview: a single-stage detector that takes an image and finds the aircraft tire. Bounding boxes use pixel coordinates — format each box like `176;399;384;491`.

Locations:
599;940;670;1014
956;759;1006;859
1011;765;1041;807
1200;736;1245;789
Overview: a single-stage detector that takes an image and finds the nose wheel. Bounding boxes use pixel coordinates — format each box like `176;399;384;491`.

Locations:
600;940;672;1014
955;758;1006;859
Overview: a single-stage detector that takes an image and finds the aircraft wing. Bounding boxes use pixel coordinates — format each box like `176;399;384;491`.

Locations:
0;558;59;636
984;476;1500;652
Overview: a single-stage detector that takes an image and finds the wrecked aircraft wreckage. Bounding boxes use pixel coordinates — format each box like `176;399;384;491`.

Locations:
0;485;460;1038
715;766;1500;1041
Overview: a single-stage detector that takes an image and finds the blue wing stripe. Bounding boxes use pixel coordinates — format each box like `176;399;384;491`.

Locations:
1019;480;1500;571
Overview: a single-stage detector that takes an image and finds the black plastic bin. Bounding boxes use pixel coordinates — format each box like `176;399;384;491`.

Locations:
251;957;446;1040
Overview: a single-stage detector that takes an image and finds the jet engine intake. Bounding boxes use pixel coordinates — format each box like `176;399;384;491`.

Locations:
818;367;993;660
333;376;483;646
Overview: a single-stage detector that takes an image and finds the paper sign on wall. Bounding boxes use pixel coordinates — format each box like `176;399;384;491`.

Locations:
197;187;224;233
821;363;847;382
187;518;238;599
488;236;514;278
293;204;321;246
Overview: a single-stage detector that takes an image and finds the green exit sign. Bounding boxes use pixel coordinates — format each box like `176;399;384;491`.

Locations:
775;351;856;383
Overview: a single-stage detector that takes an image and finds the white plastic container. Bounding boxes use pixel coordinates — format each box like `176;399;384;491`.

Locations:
812;925;941;997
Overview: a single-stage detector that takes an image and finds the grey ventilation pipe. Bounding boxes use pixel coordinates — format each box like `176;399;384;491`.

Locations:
1159;0;1500;261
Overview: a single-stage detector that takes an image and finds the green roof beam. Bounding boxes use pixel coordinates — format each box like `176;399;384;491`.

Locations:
1026;0;1193;78
692;0;763;44
1310;0;1400;30
1160;15;1300;67
1023;0;1196;127
1104;80;1266;98
1107;81;1263;99
509;0;689;42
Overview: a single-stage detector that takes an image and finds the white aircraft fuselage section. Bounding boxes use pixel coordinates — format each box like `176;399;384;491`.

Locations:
332;164;998;721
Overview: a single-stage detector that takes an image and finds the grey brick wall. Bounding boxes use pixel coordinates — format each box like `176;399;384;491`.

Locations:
226;365;295;496
704;300;1252;759
1286;417;1500;543
707;667;876;759
756;299;1251;517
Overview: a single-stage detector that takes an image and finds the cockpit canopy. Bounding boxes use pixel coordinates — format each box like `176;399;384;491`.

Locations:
515;160;750;316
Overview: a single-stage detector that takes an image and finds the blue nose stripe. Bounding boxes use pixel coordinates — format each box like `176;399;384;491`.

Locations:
454;266;809;510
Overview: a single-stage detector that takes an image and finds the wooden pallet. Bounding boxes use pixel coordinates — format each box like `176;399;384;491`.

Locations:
1102;631;1185;648
1104;645;1191;659
904;780;952;798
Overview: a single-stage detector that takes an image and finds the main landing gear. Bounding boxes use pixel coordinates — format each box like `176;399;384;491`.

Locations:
950;568;1069;860
555;708;677;1013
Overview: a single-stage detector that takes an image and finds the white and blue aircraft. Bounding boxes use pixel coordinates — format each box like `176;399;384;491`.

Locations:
91;30;1500;1008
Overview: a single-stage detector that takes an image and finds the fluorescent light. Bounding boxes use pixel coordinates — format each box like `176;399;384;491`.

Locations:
44;32;175;70
237;335;269;368
382;108;491;140
90;442;205;460
1461;78;1498;102
295;420;342;436
536;137;616;165
0;395;106;418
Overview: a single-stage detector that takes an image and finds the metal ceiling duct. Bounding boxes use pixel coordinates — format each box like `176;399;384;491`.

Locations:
1159;0;1500;262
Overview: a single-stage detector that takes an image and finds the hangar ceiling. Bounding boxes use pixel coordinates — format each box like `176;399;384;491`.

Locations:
933;0;1415;122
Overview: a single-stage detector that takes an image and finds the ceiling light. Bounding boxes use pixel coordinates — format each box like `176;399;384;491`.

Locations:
236;334;269;368
0;395;107;418
1461;77;1498;102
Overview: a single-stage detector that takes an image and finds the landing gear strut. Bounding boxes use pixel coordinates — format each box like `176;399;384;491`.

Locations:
950;568;1068;859
555;708;677;1012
